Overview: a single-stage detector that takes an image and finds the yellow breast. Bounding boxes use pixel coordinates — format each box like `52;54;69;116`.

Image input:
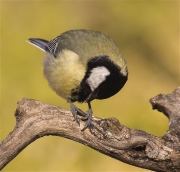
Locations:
43;49;86;100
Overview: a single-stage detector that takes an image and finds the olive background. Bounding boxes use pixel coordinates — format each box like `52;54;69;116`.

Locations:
1;1;179;171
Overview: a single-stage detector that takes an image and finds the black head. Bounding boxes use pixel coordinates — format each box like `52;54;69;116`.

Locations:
71;55;128;103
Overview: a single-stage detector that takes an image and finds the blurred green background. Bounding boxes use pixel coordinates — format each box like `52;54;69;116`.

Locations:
1;1;179;171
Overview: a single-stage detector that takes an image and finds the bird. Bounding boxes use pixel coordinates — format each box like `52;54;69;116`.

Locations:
27;29;128;130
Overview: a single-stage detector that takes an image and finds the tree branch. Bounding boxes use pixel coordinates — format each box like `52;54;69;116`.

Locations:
1;87;180;171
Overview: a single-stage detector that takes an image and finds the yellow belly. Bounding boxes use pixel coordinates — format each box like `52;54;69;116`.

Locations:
43;49;85;100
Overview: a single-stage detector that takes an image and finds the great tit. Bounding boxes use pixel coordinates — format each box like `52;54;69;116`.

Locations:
27;29;128;130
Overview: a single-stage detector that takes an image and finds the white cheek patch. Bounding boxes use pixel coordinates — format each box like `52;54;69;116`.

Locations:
86;66;110;91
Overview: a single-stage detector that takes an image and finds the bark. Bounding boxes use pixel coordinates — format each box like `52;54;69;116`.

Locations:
1;87;180;171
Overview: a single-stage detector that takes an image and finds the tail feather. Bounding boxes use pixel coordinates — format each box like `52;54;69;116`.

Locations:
27;38;49;52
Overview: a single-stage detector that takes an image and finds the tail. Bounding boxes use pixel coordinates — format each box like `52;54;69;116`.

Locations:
27;38;49;52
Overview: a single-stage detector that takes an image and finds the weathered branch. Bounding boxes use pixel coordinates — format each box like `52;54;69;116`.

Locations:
1;88;180;171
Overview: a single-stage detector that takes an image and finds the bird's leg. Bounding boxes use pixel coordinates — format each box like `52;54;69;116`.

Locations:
81;103;92;120
81;102;93;131
69;99;93;131
70;101;80;126
70;99;88;125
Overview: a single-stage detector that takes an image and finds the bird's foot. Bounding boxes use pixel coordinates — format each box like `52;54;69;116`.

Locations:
81;109;92;131
70;102;92;131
